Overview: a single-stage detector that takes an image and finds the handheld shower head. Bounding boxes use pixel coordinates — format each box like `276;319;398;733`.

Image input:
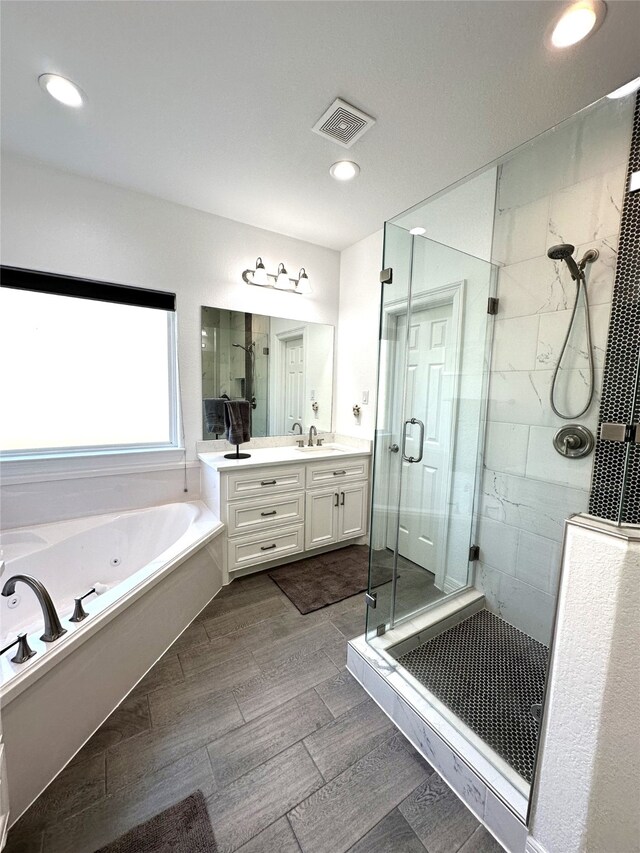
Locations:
547;243;582;281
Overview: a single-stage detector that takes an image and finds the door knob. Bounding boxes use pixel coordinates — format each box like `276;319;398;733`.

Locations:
389;444;399;453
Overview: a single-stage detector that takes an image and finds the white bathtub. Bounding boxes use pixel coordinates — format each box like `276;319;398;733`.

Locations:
0;501;225;823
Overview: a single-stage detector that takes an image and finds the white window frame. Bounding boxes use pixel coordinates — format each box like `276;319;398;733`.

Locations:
0;289;183;482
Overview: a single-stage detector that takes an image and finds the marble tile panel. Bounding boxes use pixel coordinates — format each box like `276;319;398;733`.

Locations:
475;563;555;645
493;197;550;266
515;529;562;596
477;515;519;575
484;790;528;853
535;303;611;372
491;316;540;372
525;425;595;491
480;469;588;541
547;166;626;250
483;422;529;478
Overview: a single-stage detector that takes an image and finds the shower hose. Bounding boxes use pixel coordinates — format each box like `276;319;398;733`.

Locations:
549;274;595;419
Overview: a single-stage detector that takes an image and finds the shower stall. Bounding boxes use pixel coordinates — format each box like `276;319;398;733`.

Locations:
349;87;637;841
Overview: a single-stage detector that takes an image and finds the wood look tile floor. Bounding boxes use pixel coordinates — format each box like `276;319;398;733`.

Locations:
6;569;503;853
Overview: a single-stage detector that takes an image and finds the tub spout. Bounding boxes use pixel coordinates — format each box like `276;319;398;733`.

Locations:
1;575;67;642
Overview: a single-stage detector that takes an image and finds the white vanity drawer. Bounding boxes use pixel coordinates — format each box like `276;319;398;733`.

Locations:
227;492;304;537
228;525;304;571
225;465;305;500
306;457;370;488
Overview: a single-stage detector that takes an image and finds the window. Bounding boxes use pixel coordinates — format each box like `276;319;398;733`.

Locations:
0;267;178;458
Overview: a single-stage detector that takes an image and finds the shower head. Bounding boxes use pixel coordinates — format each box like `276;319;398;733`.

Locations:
547;243;582;281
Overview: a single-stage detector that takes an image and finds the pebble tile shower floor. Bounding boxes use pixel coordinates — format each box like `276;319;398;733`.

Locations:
5;568;504;853
397;610;548;783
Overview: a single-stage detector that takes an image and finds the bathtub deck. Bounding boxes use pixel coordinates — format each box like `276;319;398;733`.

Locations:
5;569;502;853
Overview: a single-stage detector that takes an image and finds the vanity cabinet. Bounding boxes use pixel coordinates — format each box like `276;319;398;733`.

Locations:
200;449;370;581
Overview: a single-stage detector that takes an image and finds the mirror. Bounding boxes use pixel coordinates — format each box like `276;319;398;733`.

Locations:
201;306;334;439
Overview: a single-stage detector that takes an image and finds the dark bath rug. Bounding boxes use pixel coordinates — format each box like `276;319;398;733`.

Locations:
94;791;217;853
268;544;370;614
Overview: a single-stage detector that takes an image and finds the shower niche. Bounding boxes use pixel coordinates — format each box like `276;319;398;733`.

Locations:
349;88;637;844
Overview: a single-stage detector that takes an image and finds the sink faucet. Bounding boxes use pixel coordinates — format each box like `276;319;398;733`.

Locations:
308;425;318;446
292;422;303;435
1;575;66;642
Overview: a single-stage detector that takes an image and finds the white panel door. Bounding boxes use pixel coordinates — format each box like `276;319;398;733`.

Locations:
394;302;454;575
284;337;304;433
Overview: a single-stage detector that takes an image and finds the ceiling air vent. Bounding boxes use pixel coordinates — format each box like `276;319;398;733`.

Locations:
312;98;376;149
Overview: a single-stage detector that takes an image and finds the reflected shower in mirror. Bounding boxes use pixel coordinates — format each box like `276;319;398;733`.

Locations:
201;306;334;440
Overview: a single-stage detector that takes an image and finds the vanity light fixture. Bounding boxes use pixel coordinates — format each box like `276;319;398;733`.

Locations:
607;77;640;99
242;258;311;295
548;1;606;49
38;73;85;107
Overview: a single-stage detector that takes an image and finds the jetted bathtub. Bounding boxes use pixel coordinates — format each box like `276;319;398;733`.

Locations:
0;500;224;824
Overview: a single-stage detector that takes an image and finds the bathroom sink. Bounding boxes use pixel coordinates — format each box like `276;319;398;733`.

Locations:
294;444;347;453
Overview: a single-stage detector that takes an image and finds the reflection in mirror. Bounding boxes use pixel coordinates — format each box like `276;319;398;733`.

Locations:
201;307;334;440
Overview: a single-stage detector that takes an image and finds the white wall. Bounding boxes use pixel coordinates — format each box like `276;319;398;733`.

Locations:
335;229;384;438
529;517;640;853
0;153;339;525
476;95;634;644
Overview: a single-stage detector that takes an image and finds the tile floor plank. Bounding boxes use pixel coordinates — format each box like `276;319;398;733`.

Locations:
288;734;429;853
346;808;427;853
251;621;344;670
74;693;151;761
233;649;338;722
206;743;323;853
207;689;331;789
43;748;216;853
106;691;244;793
314;669;369;719
399;774;479;853
458;826;505;853
148;651;260;728
202;596;288;639
234;817;301;853
303;698;394;781
128;651;184;699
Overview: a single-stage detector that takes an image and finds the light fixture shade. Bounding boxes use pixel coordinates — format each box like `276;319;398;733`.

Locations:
329;160;360;181
252;257;268;286
275;262;293;290
548;0;605;49
296;268;311;294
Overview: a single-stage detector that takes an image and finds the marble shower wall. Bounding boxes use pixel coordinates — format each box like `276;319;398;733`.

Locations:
475;96;634;644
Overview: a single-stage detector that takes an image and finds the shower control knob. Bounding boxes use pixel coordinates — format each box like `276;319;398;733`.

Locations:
389;444;399;453
553;425;594;459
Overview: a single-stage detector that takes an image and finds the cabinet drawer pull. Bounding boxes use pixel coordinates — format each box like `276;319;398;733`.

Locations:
332;470;346;476
260;543;277;551
260;479;277;486
260;510;277;517
340;491;345;506
334;493;339;507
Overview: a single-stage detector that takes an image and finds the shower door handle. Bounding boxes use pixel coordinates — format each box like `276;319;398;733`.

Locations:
402;418;425;463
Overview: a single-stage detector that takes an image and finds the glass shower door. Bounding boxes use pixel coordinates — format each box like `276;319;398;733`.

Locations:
367;225;496;640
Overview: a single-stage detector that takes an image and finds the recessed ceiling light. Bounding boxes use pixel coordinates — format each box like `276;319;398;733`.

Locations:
548;1;606;49
607;77;640;100
329;161;360;181
38;74;85;107
409;227;426;236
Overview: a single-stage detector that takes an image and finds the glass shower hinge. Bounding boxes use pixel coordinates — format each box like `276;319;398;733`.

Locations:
365;592;377;608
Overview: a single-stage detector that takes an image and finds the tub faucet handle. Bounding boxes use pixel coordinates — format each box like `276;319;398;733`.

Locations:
0;632;36;664
69;588;97;623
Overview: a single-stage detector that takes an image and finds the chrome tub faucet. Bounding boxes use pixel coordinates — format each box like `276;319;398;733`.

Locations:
1;575;66;642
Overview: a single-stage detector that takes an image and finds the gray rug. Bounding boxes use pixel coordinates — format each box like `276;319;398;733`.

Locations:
268;544;369;613
94;791;217;853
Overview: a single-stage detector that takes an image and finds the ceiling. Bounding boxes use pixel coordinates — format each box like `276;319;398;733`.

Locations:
2;1;639;251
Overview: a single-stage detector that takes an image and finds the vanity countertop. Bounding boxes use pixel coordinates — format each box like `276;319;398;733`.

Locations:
199;443;371;472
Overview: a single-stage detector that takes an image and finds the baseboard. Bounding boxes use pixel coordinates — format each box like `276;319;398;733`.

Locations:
525;839;548;853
